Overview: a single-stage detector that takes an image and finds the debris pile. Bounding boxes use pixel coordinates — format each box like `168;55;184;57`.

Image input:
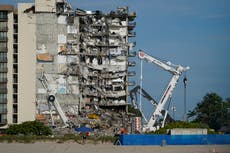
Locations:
38;105;131;135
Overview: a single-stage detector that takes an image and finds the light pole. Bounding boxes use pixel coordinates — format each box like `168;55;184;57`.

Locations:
172;106;176;119
183;75;187;122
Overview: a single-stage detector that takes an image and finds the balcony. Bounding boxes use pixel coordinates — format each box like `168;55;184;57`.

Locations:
0;78;7;83
0;119;7;125
128;61;136;67
0;68;7;73
128;22;136;31
0;37;7;42
127;81;135;86
0;98;7;104
128;71;136;76
128;31;136;37
0;47;7;52
0;27;8;32
0;88;7;94
0;18;8;22
0;108;7;114
0;58;7;63
128;51;136;57
0;11;8;21
128;12;136;21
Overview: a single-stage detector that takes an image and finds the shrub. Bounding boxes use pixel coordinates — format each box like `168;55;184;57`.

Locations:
148;121;209;134
6;121;52;136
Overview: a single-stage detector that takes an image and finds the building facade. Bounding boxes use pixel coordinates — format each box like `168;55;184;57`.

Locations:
0;0;136;129
0;4;36;129
0;5;15;128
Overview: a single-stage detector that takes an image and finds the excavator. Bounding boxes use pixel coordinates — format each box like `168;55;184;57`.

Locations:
135;50;189;132
129;85;174;125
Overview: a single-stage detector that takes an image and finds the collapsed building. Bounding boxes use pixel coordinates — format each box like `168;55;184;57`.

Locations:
0;0;136;134
77;7;136;108
33;0;136;133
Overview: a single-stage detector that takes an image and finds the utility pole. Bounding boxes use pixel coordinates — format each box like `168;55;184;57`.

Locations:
139;59;143;114
183;75;187;122
172;106;176;119
221;102;223;127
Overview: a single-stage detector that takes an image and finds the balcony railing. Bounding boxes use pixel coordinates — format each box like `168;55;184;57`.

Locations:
0;68;7;73
0;58;7;63
0;109;7;114
0;88;7;94
0;119;7;125
0;37;7;41
0;18;8;22
0;78;7;82
0;27;8;31
0;98;7;104
0;47;7;52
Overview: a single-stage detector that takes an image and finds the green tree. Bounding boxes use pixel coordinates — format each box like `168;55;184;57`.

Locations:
222;98;230;126
188;93;229;131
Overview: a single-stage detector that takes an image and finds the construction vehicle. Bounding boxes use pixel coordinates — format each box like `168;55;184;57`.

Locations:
39;72;74;128
130;85;158;109
129;85;174;125
138;50;189;132
130;85;157;123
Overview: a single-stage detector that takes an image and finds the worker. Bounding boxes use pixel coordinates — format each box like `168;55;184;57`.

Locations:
81;132;86;144
81;132;90;144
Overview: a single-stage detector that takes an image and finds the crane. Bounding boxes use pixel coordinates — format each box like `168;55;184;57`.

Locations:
138;50;190;132
39;72;74;128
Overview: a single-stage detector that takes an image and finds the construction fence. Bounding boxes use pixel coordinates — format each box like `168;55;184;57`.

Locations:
119;134;230;145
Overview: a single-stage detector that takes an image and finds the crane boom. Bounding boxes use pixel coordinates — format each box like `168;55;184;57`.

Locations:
139;51;180;75
130;85;158;108
39;73;73;128
138;50;189;131
129;85;174;124
130;85;158;123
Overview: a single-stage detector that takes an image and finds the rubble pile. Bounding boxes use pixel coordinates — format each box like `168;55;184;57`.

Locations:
39;105;131;136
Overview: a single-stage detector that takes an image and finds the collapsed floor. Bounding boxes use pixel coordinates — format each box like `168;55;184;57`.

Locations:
37;105;136;136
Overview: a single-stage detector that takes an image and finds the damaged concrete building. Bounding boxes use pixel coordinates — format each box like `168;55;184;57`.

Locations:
1;0;136;133
77;7;136;109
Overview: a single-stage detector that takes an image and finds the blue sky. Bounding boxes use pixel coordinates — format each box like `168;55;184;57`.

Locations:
2;0;230;120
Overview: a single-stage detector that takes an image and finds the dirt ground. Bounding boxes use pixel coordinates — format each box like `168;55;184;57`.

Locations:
0;143;229;153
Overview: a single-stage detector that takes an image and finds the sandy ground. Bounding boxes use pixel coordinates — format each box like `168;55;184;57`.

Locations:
0;142;229;153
